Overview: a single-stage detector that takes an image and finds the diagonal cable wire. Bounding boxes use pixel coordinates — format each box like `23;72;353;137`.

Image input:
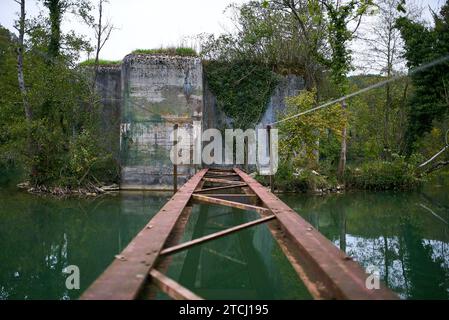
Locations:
268;55;449;126
418;129;449;168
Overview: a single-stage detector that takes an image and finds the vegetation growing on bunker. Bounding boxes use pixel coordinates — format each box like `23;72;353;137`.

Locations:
79;59;121;66
132;47;198;57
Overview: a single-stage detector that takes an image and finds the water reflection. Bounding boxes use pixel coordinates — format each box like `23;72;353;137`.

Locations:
163;205;312;300
1;168;448;300
281;186;449;299
0;187;169;300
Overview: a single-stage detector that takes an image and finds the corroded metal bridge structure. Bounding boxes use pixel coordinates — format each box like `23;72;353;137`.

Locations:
80;168;398;300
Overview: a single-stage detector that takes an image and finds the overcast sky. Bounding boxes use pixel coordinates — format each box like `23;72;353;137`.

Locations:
0;0;445;62
0;0;248;61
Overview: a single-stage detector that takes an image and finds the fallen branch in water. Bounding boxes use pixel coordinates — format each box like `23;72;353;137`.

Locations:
424;160;449;175
417;129;449;175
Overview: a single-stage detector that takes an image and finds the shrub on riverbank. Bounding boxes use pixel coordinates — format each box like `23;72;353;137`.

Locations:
257;162;336;193
22;126;118;192
345;156;423;191
260;156;423;193
0;22;119;193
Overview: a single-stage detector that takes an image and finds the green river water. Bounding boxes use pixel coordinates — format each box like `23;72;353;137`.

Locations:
0;170;448;300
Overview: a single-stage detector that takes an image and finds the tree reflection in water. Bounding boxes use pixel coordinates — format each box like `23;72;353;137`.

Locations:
281;184;449;299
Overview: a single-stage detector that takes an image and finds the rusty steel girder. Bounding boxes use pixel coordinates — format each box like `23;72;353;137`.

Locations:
80;167;398;300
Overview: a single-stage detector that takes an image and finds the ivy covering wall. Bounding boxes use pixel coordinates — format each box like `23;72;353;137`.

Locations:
204;61;280;129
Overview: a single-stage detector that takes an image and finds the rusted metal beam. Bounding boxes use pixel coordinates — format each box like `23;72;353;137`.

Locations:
205;174;240;179
266;125;274;193
205;172;239;176
238;184;328;299
202;177;243;185
192;194;270;215
160;215;276;256
82;164;399;301
201;194;258;204
142;203;208;299
233;168;398;300
80;169;208;300
207;167;234;172
194;183;247;193
205;171;235;176
149;269;203;300
202;193;257;198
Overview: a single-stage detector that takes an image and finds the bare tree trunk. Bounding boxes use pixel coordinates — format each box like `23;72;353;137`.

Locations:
15;0;32;122
92;0;103;91
92;0;113;92
89;0;113;115
337;101;347;180
383;24;393;161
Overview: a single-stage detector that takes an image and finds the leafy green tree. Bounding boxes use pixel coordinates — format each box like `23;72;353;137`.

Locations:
278;89;346;169
346;75;411;161
0;0;118;188
267;1;375;178
318;0;374;179
397;0;449;154
0;26;24;168
42;0;93;60
267;0;328;89
202;1;325;86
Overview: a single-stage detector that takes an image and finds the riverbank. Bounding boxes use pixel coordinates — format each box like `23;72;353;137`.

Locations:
16;181;119;197
258;158;429;194
0;187;171;300
1;173;448;299
0;168;118;198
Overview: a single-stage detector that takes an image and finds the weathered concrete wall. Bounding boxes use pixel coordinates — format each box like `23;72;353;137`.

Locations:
95;58;303;190
95;65;122;162
203;74;305;130
259;75;305;127
120;54;203;190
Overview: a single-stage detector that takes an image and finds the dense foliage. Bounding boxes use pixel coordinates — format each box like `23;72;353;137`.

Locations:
0;1;117;190
1;0;449;194
277;89;346;169
251;0;448;192
0;27;22;167
204;61;279;129
345;155;422;190
397;2;449;154
201;1;314;78
346;75;410;161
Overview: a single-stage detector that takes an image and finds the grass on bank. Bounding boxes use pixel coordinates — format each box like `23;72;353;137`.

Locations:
131;47;198;57
79;59;122;66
